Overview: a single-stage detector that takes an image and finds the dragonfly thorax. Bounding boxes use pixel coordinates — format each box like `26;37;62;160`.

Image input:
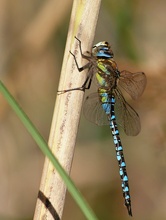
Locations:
92;41;114;59
96;71;117;90
95;59;119;89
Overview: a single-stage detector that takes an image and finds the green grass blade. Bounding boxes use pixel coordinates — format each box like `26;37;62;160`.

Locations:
0;80;99;220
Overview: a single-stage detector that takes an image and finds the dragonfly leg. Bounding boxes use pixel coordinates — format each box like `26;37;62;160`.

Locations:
57;72;93;95
58;39;93;95
74;36;91;60
69;50;90;72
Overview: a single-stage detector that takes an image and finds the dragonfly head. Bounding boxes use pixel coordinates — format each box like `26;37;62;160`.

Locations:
92;41;114;59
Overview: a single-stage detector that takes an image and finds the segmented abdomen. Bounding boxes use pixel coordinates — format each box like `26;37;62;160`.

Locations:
101;91;132;216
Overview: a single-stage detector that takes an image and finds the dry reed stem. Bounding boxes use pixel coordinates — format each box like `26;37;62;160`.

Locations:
34;0;101;219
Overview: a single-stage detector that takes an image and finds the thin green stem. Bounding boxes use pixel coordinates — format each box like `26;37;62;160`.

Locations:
0;80;99;220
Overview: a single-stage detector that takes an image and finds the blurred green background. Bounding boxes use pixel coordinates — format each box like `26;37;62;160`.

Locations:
0;0;166;219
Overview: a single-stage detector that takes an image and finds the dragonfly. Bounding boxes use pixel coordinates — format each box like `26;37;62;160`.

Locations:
58;37;147;216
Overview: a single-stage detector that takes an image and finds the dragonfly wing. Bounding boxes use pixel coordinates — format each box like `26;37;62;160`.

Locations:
83;93;109;126
119;70;147;100
114;89;141;136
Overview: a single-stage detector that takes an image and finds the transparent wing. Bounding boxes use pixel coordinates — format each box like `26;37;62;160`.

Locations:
83;93;109;126
83;90;141;136
119;70;147;100
114;88;141;136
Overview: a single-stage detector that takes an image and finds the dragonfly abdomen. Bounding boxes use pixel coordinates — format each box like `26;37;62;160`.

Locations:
100;91;132;216
110;95;132;216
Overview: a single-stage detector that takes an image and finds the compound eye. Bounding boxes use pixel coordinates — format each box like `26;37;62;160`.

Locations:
99;49;104;53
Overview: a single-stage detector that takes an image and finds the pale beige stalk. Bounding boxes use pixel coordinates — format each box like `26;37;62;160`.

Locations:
33;0;101;219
